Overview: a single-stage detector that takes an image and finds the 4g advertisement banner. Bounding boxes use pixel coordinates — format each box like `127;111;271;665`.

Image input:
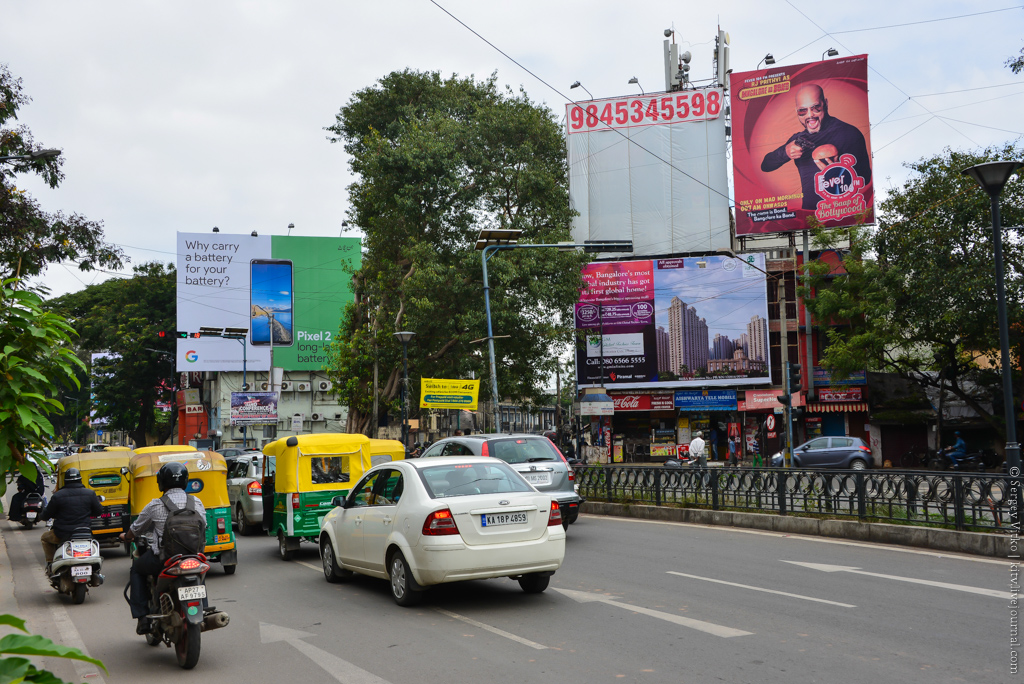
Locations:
730;55;873;235
575;255;771;391
176;232;361;371
419;379;481;411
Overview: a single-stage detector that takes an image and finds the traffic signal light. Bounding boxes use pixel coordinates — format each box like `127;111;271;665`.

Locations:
788;363;803;391
777;394;791;407
158;331;166;338
177;331;201;339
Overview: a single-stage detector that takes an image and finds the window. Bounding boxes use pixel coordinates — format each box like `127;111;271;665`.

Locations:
830;438;854;448
309;455;349;484
488;437;558;464
420;462;534;498
421;442;446;458
375;470;404;505
805;438;830;451
441;442;473;456
348;472;382;507
185;479;204;494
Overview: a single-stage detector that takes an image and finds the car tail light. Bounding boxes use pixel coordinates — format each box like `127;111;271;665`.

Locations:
859;446;871;452
422;508;460;536
481;441;490;457
247;480;262;495
548;500;562;527
217;517;226;534
291;493;300;508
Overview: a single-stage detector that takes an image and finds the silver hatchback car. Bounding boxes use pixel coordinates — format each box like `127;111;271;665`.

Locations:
225;453;268;535
421;434;582;528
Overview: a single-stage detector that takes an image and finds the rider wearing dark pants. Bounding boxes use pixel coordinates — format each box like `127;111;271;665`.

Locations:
120;462;206;635
946;432;967;468
39;468;101;567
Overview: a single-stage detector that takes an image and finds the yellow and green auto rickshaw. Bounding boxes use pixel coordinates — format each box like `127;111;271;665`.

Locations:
262;433;373;560
126;446;237;574
56;449;133;546
369;438;406;467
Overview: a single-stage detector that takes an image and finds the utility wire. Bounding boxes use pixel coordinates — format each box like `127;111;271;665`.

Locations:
832;6;1022;34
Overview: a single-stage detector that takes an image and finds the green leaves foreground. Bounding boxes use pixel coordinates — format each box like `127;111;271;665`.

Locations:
0;614;106;684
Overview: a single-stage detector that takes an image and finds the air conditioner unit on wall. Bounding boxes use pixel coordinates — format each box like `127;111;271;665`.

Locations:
310;412;326;422
318;380;333;392
280;381;293;392
241;383;252;391
260;382;271;391
296;382;311;392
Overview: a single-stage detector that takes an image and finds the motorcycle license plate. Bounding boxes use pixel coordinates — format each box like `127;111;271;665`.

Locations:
177;585;207;601
25;512;36;520
70;565;91;577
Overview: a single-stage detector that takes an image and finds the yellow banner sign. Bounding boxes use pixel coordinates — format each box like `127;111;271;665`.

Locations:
419;378;480;410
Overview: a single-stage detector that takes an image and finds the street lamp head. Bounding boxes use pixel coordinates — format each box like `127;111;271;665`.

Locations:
32;149;61;160
823;48;838;60
961;161;1024;198
251;230;258;237
393;331;416;344
287;222;295;235
570;81;580;89
212;226;220;233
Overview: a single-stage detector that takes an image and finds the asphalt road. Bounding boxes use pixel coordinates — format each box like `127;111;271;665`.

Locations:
1;491;1014;684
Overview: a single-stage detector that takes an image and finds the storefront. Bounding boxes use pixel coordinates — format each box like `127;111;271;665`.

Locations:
805;386;869;442
675;390;738;462
737;389;805;462
608;391;675;462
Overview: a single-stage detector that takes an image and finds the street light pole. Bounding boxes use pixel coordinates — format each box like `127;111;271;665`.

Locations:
394;332;415;448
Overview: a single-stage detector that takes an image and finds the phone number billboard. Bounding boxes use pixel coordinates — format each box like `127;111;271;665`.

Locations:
575;255;771;391
730;55;873;235
176;233;360;371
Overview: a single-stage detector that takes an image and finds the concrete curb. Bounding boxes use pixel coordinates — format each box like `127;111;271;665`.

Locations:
582;501;1012;558
0;525;18;617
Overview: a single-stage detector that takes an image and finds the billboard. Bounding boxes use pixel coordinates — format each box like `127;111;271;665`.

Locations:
419;378;481;411
566;88;731;255
575;254;771;391
230;391;278;425
176;233;360;371
730;55;873;235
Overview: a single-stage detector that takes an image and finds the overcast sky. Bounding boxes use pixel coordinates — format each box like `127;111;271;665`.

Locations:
5;0;1022;298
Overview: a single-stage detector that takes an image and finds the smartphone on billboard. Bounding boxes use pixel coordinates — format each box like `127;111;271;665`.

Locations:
250;259;294;346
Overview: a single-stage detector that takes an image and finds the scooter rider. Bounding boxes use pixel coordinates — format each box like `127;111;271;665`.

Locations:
120;462;205;635
39;468;102;569
944;431;967;469
8;463;46;521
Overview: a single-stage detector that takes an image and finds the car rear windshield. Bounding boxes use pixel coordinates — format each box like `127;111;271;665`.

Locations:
420;462;535;498
488;437;559;464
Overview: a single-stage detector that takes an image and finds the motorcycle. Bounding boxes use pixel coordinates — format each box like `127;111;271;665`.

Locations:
128;539;230;670
47;525;104;605
928;449;990;472
18;492;45;529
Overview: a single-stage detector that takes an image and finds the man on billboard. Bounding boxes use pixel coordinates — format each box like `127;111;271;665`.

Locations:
760;84;872;210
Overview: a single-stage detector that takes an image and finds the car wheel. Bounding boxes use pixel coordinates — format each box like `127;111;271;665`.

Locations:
277;531;293;561
320;537;352;583
850;459;867;471
518;573;550;594
388;550;422;606
561;518;570;530
238;505;260;536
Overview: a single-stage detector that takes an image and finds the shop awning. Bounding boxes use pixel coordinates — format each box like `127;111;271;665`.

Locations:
807;402;868;413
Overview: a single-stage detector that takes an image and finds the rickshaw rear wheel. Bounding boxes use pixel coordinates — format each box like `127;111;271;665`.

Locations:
277;531;294;561
223;564;237;575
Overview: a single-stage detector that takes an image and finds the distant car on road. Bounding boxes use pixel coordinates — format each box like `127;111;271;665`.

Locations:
770;436;873;470
225;452;267;535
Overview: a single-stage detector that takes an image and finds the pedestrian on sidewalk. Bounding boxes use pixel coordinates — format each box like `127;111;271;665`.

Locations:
689;432;706;468
728;436;738;467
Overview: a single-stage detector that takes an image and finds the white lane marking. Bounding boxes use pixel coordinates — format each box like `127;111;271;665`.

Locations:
433;608;548;650
5;524;108;684
261;621;393;684
782;561;1010;599
554;587;752;638
296;560;322;573
666;570;856;608
583;514;1009;565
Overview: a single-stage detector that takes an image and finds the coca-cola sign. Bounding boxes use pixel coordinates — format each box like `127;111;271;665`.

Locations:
614;395;649;411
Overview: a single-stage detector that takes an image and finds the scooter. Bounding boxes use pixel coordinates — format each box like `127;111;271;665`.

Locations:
928;449;988;472
129;539;230;670
19;493;45;529
47;524;104;605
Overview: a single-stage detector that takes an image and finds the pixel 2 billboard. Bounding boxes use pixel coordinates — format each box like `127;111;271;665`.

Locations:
176;233;360;371
575;255;771;390
730;55;873;235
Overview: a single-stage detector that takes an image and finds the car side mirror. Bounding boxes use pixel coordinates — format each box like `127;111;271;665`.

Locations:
120;467;129;475
331;495;347;508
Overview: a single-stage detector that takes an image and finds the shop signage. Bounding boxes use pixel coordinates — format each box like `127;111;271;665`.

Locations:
818;387;863;402
579;394;615;416
813;367;866;387
737;389;805;411
674;389;737;411
612;393;675;411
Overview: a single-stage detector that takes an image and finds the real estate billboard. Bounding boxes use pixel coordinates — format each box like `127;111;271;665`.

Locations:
730;55;873;235
176;233;360;372
575;255;771;390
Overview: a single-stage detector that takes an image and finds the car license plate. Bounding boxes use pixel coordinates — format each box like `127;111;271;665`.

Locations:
70;565;91;577
522;472;551;486
481;512;528;527
25;512;36;520
177;585;207;601
216;533;231;543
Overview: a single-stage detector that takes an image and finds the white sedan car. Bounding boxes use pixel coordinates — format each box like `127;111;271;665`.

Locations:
318;456;566;605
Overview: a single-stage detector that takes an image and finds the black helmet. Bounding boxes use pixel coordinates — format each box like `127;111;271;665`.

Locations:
64;468;82;484
157;462;189;492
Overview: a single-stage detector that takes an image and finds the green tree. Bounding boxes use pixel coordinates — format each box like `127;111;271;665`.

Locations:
0;64;123;280
325;70;587;435
47;262;177;447
0;614;106;684
802;144;1023;439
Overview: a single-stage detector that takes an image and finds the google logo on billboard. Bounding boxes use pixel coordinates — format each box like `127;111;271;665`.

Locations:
185;350;198;363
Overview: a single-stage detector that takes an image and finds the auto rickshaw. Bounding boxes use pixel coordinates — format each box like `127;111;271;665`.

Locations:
369;438;406;466
262;433;373;560
126;446;237;574
56;450;134;546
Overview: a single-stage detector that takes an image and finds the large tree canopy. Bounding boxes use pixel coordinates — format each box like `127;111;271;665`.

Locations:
0;63;123;280
803;143;1023;439
325;70;587;435
47;262;177;447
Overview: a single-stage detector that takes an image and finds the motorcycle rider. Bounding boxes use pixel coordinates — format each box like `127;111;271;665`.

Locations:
943;431;967;469
120;462;205;635
8;463;46;521
39;468;102;570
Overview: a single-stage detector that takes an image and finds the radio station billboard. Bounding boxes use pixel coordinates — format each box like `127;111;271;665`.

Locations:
176;233;360;372
730;55;873;235
566;88;731;255
575;255;771;390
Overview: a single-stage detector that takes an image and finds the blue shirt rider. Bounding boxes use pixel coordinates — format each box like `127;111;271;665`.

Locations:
946;432;967;467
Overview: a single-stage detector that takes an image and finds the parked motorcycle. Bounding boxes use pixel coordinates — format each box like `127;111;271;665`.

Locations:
18;493;45;529
129;540;230;670
47;525;104;604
